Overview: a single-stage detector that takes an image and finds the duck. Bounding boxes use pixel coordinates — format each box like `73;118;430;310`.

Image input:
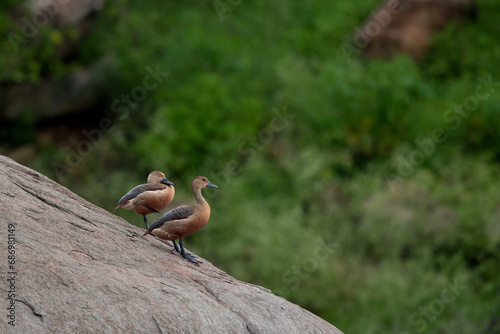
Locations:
144;176;218;264
115;171;175;229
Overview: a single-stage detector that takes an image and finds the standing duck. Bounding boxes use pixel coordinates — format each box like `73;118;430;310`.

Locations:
115;171;175;229
144;176;218;264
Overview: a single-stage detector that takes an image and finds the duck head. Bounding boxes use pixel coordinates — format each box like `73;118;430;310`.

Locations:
148;171;174;186
193;176;218;190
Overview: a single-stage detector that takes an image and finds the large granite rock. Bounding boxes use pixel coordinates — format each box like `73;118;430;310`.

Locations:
0;155;342;334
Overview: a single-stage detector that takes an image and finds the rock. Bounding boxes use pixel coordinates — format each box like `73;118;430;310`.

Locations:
0;155;342;334
355;0;477;60
27;0;104;28
1;0;106;123
1;58;109;122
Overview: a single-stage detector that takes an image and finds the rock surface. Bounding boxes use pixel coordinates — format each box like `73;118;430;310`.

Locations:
1;0;106;122
0;155;342;334
1;59;108;122
355;0;477;60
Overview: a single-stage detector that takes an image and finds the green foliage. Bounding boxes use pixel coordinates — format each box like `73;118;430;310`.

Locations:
0;108;35;145
0;1;83;82
4;0;500;332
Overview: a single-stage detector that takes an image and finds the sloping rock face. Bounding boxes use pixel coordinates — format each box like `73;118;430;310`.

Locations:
0;155;342;334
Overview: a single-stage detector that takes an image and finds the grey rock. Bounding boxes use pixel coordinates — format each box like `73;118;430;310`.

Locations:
0;155;343;334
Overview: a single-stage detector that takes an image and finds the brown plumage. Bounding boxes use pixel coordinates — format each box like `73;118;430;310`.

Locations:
115;171;175;229
144;176;218;264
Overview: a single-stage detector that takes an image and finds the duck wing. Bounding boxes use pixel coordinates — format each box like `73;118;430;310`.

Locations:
147;205;195;231
115;183;165;210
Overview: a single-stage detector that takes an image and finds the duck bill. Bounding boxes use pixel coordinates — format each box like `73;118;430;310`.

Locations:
161;178;174;186
206;182;218;189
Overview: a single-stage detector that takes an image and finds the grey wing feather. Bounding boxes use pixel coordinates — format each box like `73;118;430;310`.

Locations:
116;183;163;207
148;205;195;231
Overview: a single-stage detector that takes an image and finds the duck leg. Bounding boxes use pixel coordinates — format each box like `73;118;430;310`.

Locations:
172;240;181;253
143;215;149;230
179;239;202;264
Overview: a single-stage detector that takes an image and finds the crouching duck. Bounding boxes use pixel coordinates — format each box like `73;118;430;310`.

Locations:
115;171;175;229
144;176;218;264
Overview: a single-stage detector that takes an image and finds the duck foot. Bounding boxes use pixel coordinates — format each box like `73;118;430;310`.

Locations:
179;239;202;264
182;252;202;264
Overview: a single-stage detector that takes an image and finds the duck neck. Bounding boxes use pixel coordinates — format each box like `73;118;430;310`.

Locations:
193;187;207;206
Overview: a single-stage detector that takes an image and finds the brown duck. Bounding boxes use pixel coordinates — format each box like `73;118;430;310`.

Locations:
115;171;175;229
144;176;218;264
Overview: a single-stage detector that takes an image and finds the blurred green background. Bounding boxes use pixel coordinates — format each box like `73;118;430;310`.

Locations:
1;0;500;333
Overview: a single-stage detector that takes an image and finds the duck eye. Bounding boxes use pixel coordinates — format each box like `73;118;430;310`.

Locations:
203;178;207;181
